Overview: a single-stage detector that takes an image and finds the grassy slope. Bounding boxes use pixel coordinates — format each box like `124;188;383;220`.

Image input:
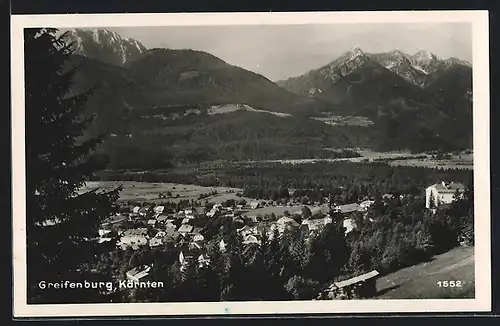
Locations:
376;246;475;299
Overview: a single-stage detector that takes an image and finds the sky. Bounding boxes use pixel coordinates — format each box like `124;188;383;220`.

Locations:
102;23;472;81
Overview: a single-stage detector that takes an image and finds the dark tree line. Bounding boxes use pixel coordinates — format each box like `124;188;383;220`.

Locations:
95;162;472;204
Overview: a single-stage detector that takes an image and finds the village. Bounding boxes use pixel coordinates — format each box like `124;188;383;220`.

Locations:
96;180;468;299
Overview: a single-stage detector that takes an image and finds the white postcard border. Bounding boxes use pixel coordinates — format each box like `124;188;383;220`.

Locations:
11;10;491;317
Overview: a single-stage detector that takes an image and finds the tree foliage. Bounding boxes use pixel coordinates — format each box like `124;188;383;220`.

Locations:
25;28;122;303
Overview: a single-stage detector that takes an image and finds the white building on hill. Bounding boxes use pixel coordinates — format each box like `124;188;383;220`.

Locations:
425;181;465;208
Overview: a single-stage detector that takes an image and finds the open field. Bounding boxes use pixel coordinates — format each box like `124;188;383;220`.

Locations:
376;246;475;299
80;181;253;204
207;104;292;117
248;149;473;170
312;116;375;126
81;181;330;217
388;159;473;170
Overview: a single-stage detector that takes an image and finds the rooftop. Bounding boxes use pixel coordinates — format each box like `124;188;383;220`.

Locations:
429;181;466;193
178;224;194;233
277;216;300;227
157;215;169;221
126;265;151;280
332;270;380;289
122;228;148;236
335;203;361;214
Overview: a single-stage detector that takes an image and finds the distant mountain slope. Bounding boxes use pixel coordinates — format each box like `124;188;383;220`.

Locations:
124;48;334;115
367;50;428;86
276;47;473;152
424;65;473;149
276;48;431;117
65;55;141;134
64;28;147;66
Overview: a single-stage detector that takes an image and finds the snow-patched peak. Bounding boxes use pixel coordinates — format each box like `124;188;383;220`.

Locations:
389;49;409;59
315;46;370;83
412;50;437;61
443;57;472;67
64;28;147;66
346;46;365;59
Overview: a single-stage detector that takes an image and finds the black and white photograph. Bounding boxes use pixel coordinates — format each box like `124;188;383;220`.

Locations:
11;11;491;317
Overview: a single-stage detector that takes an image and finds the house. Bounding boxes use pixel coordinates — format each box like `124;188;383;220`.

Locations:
249;201;260;209
301;217;332;233
243;234;260;246
147;219;157;227
276;216;300;232
149;237;164;248
425;181;466;208
102;214;127;227
138;207;149;217
193;233;205;242
334;203;361;215
163;228;180;244
126;265;151;282
323;216;333;225
320;270;380;300
117;228;148;250
178;224;194;236
309;205;331;216
458;225;474;246
154;231;166;238
157;215;169;224
343;219;357;234
98;229;112;237
132;206;141;215
191;227;203;235
237;225;253;237
360;200;375;211
165;221;176;230
181;218;192;225
154;206;165;215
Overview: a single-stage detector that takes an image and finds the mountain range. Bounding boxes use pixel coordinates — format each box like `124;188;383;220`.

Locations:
65;28;147;66
61;28;473;168
277;47;471;90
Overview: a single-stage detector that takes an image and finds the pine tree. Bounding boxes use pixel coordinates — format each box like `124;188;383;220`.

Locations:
25;28;122;303
416;225;434;256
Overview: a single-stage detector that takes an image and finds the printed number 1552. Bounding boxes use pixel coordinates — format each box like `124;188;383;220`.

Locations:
437;280;463;288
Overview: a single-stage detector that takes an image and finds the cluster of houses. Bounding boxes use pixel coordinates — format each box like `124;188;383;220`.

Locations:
98;194;385;254
101;181;467;290
234;199;378;246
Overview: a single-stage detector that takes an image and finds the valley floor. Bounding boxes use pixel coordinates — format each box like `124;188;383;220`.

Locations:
375;246;475;299
241;149;473;170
